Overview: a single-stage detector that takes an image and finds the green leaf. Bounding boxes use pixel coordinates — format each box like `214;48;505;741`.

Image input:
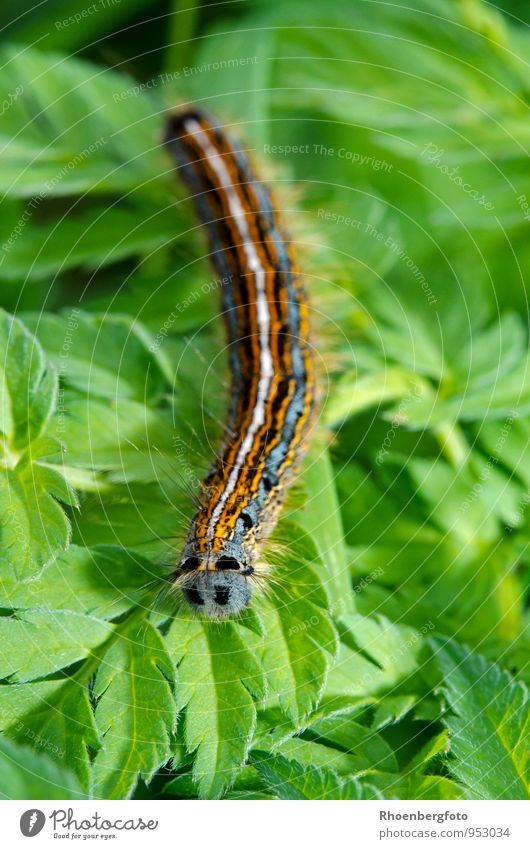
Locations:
371;695;418;730
258;525;338;725
23;312;167;404
323;615;423;706
68;479;186;562
0;45;169;199
5;680;99;791
478;415;530;490
0;544;164;619
275;733;364;770
405;775;467;800
291;445;354;616
0;455;73;579
0;610;113;682
0;310;76;576
406;730;451;774
0;203;177;282
407;456;500;550
305;714;399;773
6;0;153;53
0;736;83;800
384;314;530;427
251;750;382;800
0;0;529;806
369;771;467;801
324;367;421;428
432;637;530;799
164;614;265;799
0;680;64;729
0;309;56;451
92;616;176;799
54;396;182;484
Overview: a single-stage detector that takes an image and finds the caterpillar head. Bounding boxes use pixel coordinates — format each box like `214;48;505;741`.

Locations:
176;552;253;618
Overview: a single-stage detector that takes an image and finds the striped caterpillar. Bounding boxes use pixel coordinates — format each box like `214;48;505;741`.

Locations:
164;110;316;618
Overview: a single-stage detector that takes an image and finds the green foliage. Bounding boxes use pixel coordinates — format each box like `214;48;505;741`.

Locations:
0;610;112;682
165;614;265;799
0;0;528;802
0;737;83;800
92;617;177;799
432;637;530;799
0;310;74;576
250;751;383;800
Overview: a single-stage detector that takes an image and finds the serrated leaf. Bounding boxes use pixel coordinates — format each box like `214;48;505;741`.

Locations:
406;730;451;774
92;617;176;799
385;314;530;427
267;728;393;781
371;695;418;730
0;461;72;578
164;614;265;799
0;680;64;729
0;309;56;450
368;771;467;801
323;615;422;706
258;543;337;725
432;637;530;799
0;544;164;619
0;610;113;682
0;311;75;576
291;445;354;616
251;750;382;800
0;0;529;807
305;714;398;773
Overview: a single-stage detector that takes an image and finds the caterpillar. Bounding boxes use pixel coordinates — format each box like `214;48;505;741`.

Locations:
164;110;316;618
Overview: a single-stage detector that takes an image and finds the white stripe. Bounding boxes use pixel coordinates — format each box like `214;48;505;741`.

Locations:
184;119;274;541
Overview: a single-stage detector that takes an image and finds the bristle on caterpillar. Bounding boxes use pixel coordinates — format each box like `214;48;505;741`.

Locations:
164;109;316;618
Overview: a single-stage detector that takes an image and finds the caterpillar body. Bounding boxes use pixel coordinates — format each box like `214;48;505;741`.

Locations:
164;110;316;618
